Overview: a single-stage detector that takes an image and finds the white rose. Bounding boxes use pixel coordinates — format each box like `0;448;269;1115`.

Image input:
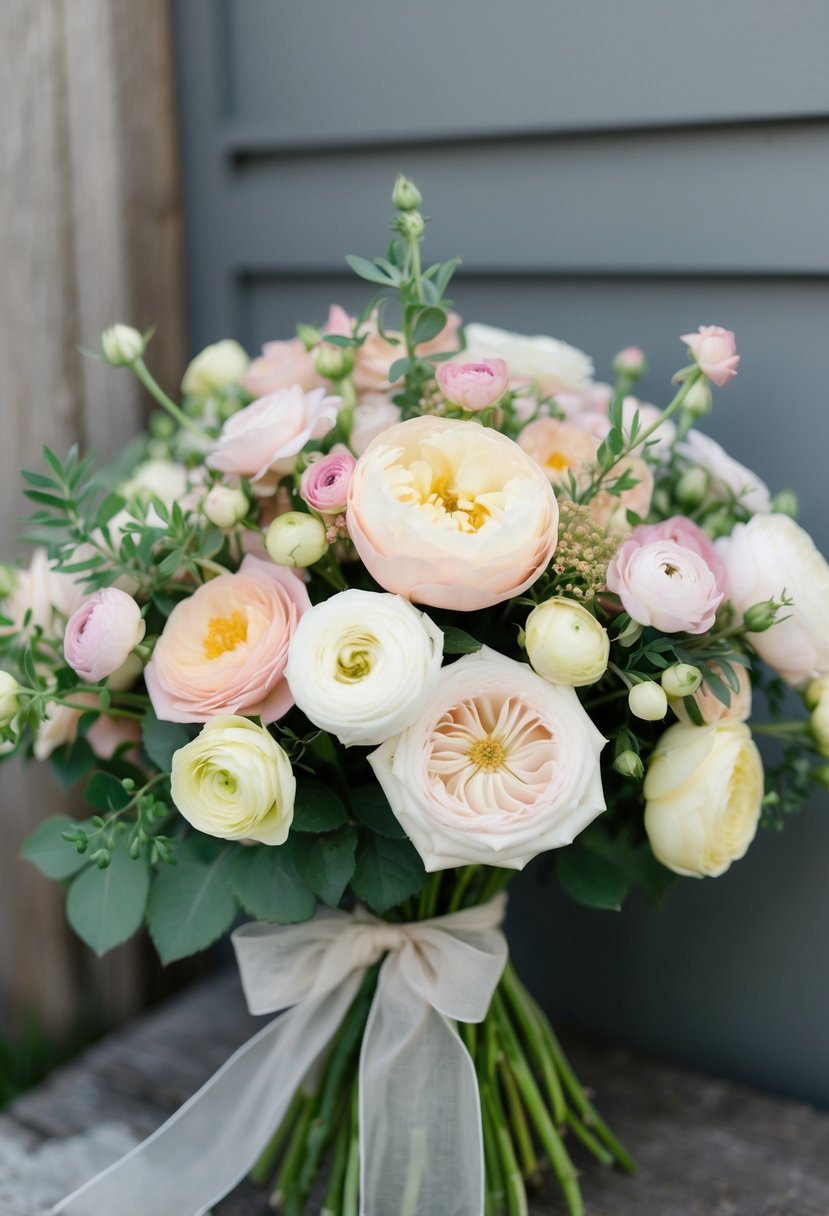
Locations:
171;716;295;845
286;590;444;746
721;514;829;686
679;430;771;515
181;339;249;395
644;720;763;877
463;322;594;395
368;647;606;872
525;598;609;687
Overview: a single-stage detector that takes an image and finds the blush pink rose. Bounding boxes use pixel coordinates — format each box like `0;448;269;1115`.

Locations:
64;588;146;683
240;339;325;398
680;326;739;387
144;555;311;723
436;359;509;411
607;538;723;634
300;450;356;515
208;386;340;482
632;516;726;594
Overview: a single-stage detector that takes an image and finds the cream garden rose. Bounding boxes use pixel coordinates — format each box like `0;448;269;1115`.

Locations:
525;597;609;687
171;716;295;845
347;416;559;611
286;590;444;746
643;720;763;877
368;647;606;871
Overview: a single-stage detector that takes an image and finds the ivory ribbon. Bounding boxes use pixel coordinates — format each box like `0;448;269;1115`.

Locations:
51;894;508;1216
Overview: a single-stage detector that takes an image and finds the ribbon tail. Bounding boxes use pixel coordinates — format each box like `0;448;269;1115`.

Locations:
51;975;363;1216
359;959;485;1216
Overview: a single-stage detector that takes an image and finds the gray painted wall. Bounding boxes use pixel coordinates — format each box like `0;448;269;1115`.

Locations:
172;0;829;1104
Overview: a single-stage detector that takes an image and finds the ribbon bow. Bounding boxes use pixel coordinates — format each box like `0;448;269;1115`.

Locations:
52;894;508;1216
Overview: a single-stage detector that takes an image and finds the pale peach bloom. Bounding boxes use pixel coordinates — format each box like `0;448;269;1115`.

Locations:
33;699;86;761
87;715;143;762
671;662;752;725
517;417;599;489
208;386;340;482
327;307;461;394
350;394;402;456
347;416;558;612
144;555;311;723
680;326;739;387
240;339;325;398
589;456;654;533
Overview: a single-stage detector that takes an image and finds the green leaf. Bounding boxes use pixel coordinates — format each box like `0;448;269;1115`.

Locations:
229;845;316;923
83;770;131;811
352;785;407;838
21;814;94;879
66;847;150;955
345;255;396;286
147;848;237;963
293;826;357;907
387;356;410;383
142;712;193;773
442;626;483;655
292;780;348;833
49;738;96;790
352;836;426;914
412;307;447;346
556;847;629;911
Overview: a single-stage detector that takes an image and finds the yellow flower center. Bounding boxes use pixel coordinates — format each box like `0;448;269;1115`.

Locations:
422;478;491;533
203;610;248;660
335;636;377;682
545;451;570;473
467;735;506;771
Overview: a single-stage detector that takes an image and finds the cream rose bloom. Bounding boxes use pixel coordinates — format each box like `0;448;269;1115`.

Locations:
644;721;763;877
171;716;295;845
347;417;559;611
463;322;593;395
368;648;606;871
720;514;829;686
286;590;444;747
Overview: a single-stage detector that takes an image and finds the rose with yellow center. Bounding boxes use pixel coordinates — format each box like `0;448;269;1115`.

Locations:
286;589;444;747
368;647;606;871
346;416;559;612
145;555;310;723
643;720;763;877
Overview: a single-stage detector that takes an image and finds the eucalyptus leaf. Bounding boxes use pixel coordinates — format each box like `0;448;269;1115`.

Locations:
229;845;316;923
147;848;237;963
345;255;395;286
22;814;94;880
142;712;193;773
66;848;150;956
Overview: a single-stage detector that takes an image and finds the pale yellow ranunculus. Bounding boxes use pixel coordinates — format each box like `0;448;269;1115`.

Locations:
643;720;763;878
181;339;249;396
525;598;609;688
171;716;295;845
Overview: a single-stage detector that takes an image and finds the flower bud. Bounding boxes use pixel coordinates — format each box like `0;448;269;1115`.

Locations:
314;342;355;381
397;211;425;240
612;346;647;378
661;663;702;699
101;323;146;366
812;763;829;791
392;175;422;212
806;676;829;757
682;378;713;418
202;485;249;529
525;598;610;687
181;339;249;396
64;589;146;683
265;512;329;568
296;322;322;351
0;671;21;728
629;681;668;721
613;749;644;780
771;489;798;518
743;599;779;633
0;563;18;599
676;466;710;509
149;411;176;440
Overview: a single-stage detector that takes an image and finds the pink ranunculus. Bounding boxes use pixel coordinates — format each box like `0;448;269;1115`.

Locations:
607;538;723;634
63;589;146;683
436;359;509;412
300;450;357;516
632;516;726;594
350;394;403;456
240;339;325;398
208;386;340;482
680;326;739;388
144;555;311;723
613;346;646;374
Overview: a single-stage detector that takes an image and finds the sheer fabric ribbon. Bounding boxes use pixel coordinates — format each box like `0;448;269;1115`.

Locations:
51;894;508;1216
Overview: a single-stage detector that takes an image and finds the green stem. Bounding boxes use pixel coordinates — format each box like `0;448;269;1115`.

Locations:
751;722;811;738
269;1091;316;1208
342;1083;360;1216
482;1075;527;1216
417;871;442;919
563;1109;615;1168
320;1096;352;1216
249;1086;305;1187
480;1073;507;1215
132;358;206;439
498;1055;541;1186
447;865;480;913
500;962;566;1127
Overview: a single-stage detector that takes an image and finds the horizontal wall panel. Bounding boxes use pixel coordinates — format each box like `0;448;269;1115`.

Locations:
208;125;829;277
239;273;829;545
198;0;829;144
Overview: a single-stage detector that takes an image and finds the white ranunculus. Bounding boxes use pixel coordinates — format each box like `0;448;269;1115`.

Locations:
679;430;771;515
171;716;295;845
181;339;249;395
720;514;829;686
644;720;763;877
368;647;606;872
462;322;594;395
286;590;444;747
524;597;609;687
120;459;189;508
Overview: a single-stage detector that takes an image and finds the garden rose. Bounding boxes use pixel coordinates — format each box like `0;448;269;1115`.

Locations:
33;701;83;761
644;721;763;877
679;430;771;515
670;662;753;725
300;450;356;516
286;590;444;746
347;416;559;611
720;514;829;685
525;598;609;687
588;456;654;533
631;516;727;594
463;323;593;395
181;339;249;395
144;555;310;723
368;648;606;871
349;394;402;456
208;386;340;482
86;715;143;762
171;716;295;845
607;538;723;634
680;326;739;387
63;589;146;683
240;338;325;398
436;359;509;411
517;418;598;489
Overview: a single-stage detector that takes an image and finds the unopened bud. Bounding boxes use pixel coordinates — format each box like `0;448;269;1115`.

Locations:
0;671;21;729
661;663;702;699
613;749;644;780
314;342;355;381
676;466;710;509
297;322;322;351
683;379;713;419
101;323;146;366
397;211;425;240
628;681;668;721
771;489;798;518
612;346;647;378
265;512;329;568
149;411;176;440
392;175;422;212
202;485;249;529
812;763;829;791
743;599;779;633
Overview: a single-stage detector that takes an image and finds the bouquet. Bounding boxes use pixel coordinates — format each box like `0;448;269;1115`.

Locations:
2;176;827;1216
